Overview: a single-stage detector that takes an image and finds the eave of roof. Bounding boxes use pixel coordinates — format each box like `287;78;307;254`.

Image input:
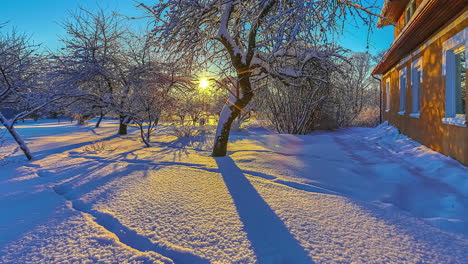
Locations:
373;0;468;75
377;0;410;28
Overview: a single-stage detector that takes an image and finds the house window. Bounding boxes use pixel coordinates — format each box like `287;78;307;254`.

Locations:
454;48;466;116
411;57;423;118
405;0;417;25
442;28;467;127
386;80;391;112
399;68;407;115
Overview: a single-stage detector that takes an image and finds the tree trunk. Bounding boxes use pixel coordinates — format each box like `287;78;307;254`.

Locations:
212;89;253;157
95;111;105;128
119;115;127;135
77;114;87;125
0;113;33;160
146;117;159;142
138;124;150;148
146;123;152;142
212;104;238;157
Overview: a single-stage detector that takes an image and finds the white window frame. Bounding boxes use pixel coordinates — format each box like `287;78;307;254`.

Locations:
404;0;417;25
442;27;467;127
410;57;423;118
385;80;391;112
398;67;407;115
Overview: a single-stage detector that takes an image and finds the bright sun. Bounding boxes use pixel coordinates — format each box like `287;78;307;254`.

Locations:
199;78;210;89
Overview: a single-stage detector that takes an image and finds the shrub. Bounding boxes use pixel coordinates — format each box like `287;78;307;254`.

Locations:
169;125;200;138
352;107;380;127
168;124;216;151
83;141;117;153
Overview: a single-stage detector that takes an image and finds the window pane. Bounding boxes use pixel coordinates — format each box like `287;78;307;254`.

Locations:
413;70;421;113
418;71;422;111
400;76;406;112
455;50;466;115
386;82;390;110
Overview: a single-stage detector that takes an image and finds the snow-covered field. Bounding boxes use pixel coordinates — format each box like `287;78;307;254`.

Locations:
0;120;467;264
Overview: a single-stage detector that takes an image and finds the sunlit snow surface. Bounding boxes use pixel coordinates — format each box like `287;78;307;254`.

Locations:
0;120;467;263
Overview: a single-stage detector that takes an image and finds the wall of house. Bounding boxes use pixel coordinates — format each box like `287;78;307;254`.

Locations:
393;0;425;39
394;11;405;38
383;14;468;166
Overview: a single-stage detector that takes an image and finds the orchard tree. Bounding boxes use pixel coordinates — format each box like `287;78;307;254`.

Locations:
177;91;205;125
115;29;191;147
0;30;82;160
59;8;130;134
143;0;380;156
0;31;40;159
125;34;184;146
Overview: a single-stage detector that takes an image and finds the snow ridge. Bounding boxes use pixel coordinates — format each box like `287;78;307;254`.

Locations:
53;186;209;264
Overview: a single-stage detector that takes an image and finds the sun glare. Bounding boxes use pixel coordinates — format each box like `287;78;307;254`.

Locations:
199;78;210;89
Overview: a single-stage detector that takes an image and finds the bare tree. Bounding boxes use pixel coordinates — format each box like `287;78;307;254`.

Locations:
0;30;82;160
130;77;175;147
0;31;47;160
143;0;380;156
175;92;205;125
331;52;374;127
123;30;191;147
127;66;180;147
258;56;337;134
59;8;130;134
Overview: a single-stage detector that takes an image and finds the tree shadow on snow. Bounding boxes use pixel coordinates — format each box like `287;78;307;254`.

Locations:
31;134;121;159
215;157;315;264
46;150;210;264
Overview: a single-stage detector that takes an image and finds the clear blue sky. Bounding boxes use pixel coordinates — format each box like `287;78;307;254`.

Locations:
0;0;150;52
0;0;393;54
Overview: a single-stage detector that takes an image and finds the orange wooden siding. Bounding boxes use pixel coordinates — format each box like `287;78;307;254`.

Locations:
382;16;468;165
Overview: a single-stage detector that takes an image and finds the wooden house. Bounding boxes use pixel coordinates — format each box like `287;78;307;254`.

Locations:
373;0;467;165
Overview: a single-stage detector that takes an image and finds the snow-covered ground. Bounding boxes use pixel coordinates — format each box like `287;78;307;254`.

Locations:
0;119;467;264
